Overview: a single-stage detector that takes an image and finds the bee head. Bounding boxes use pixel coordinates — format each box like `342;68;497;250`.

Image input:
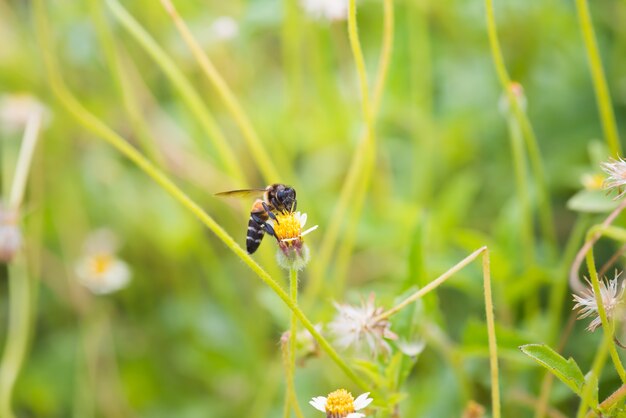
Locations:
276;185;297;212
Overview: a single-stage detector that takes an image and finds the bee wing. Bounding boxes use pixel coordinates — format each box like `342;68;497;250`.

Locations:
215;188;267;199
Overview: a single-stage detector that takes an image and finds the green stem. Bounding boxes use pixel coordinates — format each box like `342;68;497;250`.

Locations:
88;0;162;165
586;383;626;417
484;0;556;248
584;234;626;383
284;269;304;418
576;325;610;418
105;0;246;184
329;0;394;298
160;0;285;183
575;0;622;157
34;0;366;390
588;224;626;243
506;114;534;267
304;0;393;308
482;249;501;418
0;259;32;418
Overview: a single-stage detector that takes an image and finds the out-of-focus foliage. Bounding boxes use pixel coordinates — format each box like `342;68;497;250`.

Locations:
1;0;626;416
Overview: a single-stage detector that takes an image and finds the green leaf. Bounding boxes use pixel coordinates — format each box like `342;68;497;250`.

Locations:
567;189;617;213
520;344;585;396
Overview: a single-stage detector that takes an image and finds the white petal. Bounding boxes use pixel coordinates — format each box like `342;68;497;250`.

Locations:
353;392;373;410
309;396;327;412
397;339;426;357
299;212;307;227
346;414;366;418
301;225;318;237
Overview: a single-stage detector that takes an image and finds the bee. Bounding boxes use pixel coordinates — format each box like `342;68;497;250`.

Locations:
215;184;297;254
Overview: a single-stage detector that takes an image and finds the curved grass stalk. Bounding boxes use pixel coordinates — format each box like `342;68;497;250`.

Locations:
304;0;393;307
328;0;394;296
484;0;556;248
88;0;162;165
575;0;622;157
160;0;284;183
569;199;626;294
375;247;501;418
33;0;366;391
105;0;245;184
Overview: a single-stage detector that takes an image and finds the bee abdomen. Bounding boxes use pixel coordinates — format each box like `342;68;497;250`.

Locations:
246;217;265;254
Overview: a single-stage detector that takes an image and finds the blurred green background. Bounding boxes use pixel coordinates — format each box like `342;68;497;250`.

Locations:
2;0;626;416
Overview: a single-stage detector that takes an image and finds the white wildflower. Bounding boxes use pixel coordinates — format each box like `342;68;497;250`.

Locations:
270;211;318;270
329;293;397;356
310;389;373;418
573;273;625;332
601;158;626;199
75;229;131;295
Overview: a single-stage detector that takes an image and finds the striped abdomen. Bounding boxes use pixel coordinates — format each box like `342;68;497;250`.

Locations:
246;199;269;254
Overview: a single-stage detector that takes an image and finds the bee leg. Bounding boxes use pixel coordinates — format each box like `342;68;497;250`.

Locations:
263;222;276;237
262;202;278;223
251;213;275;237
270;197;283;213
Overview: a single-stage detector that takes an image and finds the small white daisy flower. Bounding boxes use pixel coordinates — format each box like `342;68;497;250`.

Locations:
573;272;625;332
0;206;21;263
211;16;239;41
269;211;318;270
601;158;626;199
310;389;373;418
300;0;349;21
75;229;131;295
329;293;397;356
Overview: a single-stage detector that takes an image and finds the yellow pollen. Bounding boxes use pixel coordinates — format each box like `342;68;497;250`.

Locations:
325;389;355;416
90;254;113;276
273;213;302;243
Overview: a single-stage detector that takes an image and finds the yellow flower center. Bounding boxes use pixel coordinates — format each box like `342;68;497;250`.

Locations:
582;173;605;191
90;254;113;276
325;389;355;416
273;213;302;243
